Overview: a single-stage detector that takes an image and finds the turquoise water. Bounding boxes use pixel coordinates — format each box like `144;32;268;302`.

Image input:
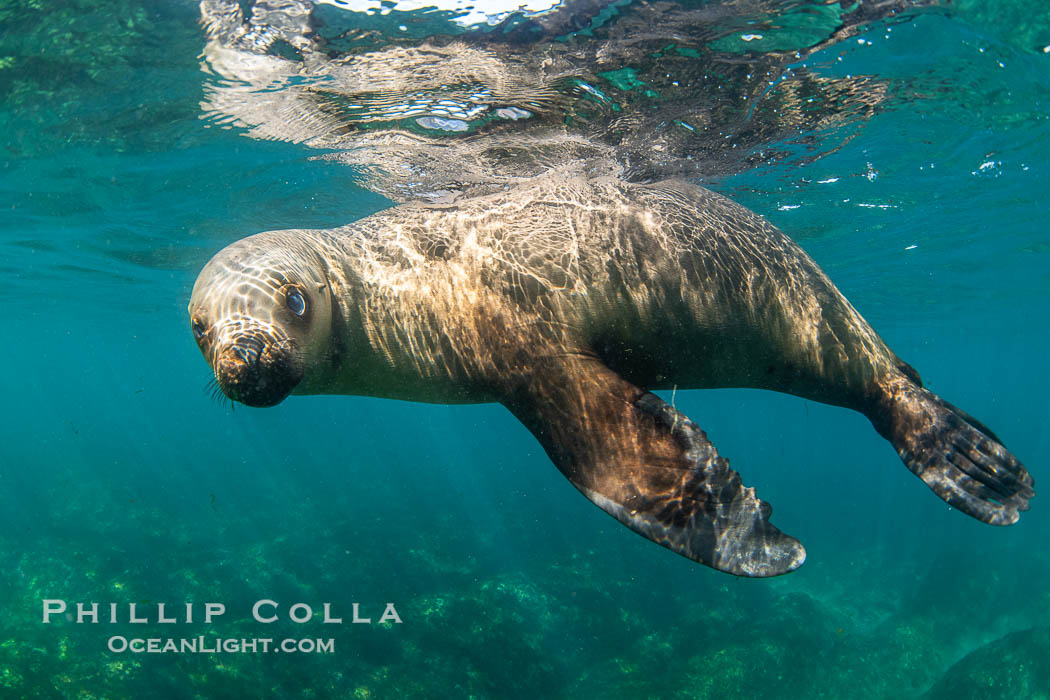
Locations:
2;1;1049;697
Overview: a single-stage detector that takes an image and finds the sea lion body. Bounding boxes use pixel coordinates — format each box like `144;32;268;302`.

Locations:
189;173;1034;576
198;176;889;405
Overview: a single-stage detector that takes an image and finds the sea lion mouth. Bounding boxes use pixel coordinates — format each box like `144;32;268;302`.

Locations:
214;334;303;408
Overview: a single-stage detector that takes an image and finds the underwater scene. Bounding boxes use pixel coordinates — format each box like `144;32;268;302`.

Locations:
1;0;1049;697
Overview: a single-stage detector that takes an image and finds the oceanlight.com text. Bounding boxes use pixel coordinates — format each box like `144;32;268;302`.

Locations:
107;636;335;654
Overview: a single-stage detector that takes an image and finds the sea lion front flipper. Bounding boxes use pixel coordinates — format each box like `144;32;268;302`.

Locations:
503;357;805;577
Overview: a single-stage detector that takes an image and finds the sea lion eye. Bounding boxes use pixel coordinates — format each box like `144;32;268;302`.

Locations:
286;288;307;317
191;318;206;341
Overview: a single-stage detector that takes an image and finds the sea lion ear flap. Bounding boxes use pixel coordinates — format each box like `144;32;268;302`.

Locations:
503;357;806;577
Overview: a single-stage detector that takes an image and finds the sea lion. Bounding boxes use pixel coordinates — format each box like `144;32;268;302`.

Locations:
188;172;1034;577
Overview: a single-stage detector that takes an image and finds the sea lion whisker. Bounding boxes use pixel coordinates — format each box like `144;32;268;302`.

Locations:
204;377;233;409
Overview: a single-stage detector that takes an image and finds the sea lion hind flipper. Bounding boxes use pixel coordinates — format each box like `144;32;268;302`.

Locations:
504;358;806;577
876;377;1035;526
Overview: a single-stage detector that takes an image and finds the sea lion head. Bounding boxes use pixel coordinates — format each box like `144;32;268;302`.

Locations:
188;232;336;407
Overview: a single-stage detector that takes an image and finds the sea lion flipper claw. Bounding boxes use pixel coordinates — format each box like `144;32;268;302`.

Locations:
504;357;805;577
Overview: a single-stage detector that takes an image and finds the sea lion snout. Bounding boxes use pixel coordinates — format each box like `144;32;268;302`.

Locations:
213;332;303;407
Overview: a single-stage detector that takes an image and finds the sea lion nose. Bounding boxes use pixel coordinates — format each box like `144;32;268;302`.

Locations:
213;337;303;408
230;337;264;367
215;345;263;401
